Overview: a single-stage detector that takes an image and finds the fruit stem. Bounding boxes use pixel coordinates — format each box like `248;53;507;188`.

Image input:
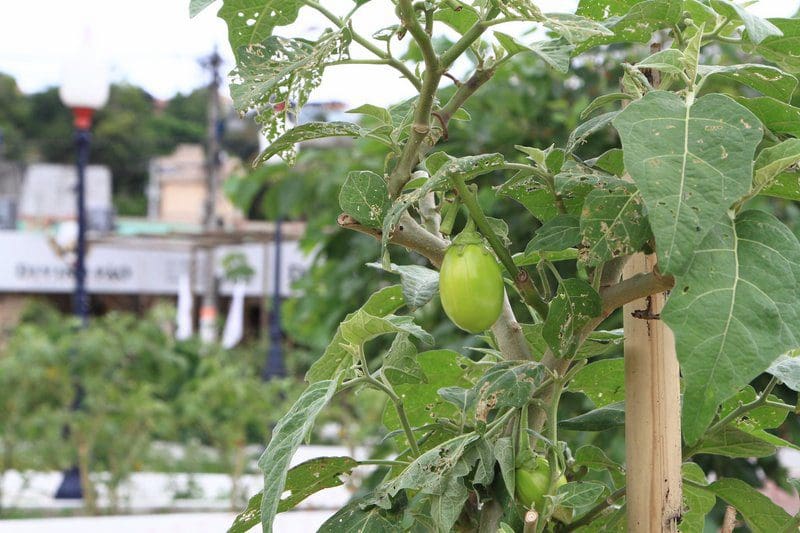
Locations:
449;175;549;319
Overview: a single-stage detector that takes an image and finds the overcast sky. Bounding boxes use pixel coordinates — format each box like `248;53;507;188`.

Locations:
0;0;796;106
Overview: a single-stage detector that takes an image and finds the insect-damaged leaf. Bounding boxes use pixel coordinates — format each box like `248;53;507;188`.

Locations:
614;91;763;275
579;180;651;266
543;279;602;357
340;170;389;228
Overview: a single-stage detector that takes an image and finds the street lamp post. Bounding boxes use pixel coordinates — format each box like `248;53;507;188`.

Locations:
54;45;109;500
263;215;286;379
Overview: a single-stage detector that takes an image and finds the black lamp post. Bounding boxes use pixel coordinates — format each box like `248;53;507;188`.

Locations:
54;46;109;500
263;215;286;379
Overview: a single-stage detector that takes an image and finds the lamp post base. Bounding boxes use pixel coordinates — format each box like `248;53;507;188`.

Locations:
54;466;83;499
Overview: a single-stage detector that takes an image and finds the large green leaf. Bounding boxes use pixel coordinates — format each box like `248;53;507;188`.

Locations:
218;0;304;57
257;378;340;533
526;214;581;252
574;0;682;54
229;456;359;533
760;169;800;201
663;210;800;444
709;0;783;44
318;496;400;532
734;96;800;138
543;279;602;357
569;358;625;407
579;180;651;266
709;478;794;531
698;64;797;102
614;91;763;275
750;18;800;74
494;33;574;73
681;463;715;533
306;285;405;382
383;350;480;438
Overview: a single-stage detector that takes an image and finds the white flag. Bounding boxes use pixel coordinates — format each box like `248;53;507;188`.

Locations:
176;274;193;340
222;281;246;349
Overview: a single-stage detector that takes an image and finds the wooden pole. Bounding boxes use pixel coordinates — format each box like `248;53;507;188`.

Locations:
623;253;682;531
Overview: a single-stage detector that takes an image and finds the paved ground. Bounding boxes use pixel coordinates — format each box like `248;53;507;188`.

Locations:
1;446;798;531
0;511;334;532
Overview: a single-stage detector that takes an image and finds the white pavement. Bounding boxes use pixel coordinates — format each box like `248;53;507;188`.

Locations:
0;511;335;532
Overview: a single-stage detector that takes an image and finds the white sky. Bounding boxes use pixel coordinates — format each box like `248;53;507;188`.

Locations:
0;0;796;106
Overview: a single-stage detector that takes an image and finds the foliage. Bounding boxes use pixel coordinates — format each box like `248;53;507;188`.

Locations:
195;0;800;531
0;302;367;515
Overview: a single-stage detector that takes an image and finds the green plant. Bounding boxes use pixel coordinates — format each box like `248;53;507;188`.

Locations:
194;1;800;531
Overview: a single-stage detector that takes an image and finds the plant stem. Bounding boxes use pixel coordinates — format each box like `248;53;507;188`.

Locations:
684;376;779;459
450;175;549;318
368;375;421;457
358;459;410;467
303;0;422;91
563;486;626;531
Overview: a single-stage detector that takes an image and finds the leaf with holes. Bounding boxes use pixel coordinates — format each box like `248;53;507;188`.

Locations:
339;170;389;228
230;33;350;158
614;91;764;275
317;496;401;532
663;210;800;444
526;215;581;252
574;0;682;55
569;358;625;407
579;181;651;266
218;0;305;57
543;279;602;357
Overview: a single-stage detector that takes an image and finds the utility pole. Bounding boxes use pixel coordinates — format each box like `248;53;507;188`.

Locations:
199;48;222;344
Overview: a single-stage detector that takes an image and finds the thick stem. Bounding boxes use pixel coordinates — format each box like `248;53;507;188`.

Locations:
418;192;441;235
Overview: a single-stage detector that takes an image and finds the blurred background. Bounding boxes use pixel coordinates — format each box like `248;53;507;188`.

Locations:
0;0;799;531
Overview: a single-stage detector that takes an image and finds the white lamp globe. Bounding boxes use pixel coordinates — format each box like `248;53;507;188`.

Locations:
59;39;110;111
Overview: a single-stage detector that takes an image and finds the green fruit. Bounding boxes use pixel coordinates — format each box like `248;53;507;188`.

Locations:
515;457;567;510
439;238;504;333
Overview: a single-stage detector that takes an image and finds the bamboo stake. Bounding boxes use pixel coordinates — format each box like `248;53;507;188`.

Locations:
623;253;683;531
